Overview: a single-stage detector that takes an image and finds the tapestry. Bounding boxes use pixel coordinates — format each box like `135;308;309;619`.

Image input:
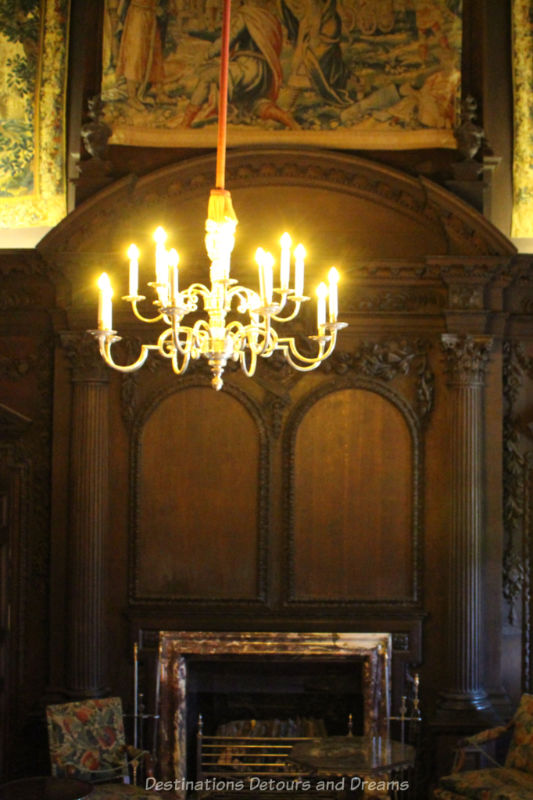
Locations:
0;0;69;229
512;0;533;237
101;0;462;150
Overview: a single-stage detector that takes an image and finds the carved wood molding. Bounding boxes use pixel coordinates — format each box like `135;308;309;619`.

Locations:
0;354;38;381
0;250;49;277
128;377;270;607
39;149;516;264
502;341;533;642
322;338;435;425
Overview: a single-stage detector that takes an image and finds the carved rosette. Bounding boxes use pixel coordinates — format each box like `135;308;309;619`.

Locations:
439;333;494;717
59;330;110;695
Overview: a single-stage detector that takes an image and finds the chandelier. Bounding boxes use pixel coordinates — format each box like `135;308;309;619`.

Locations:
90;0;346;390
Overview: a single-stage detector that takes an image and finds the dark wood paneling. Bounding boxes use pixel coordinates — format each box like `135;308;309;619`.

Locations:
290;388;413;601
134;386;263;601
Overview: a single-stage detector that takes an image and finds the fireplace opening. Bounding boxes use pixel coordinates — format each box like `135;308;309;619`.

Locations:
185;657;364;783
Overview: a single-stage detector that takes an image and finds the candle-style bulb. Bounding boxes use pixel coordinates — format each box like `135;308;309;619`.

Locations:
263;251;274;305
328;266;339;323
97;272;113;330
316;281;328;330
294;243;305;297
168;248;180;304
280;232;291;292
128;244;140;297
98;272;112;291
154;226;167;245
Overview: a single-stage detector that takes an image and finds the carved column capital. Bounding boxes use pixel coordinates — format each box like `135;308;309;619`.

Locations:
59;331;109;383
441;334;493;386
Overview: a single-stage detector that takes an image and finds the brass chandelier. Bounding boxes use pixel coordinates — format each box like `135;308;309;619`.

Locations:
91;0;346;390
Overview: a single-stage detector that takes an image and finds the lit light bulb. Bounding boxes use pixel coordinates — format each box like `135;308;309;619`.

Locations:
128;244;140;297
97;272;113;330
280;232;292;292
328;267;339;323
294;243;305;297
153;226;167;245
316;281;328;330
263;251;274;305
168;248;180;304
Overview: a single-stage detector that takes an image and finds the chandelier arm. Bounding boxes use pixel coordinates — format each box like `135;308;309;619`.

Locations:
128;299;165;324
282;350;324;372
170;319;197;357
270;298;305;323
243;315;275;357
182;284;211;307
171;344;192;374
190;318;212;359
93;333;153;373
239;344;258;376
227;285;261;314
277;331;338;369
157;326;193;374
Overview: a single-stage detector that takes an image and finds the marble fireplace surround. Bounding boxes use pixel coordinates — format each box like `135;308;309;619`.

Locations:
158;631;392;784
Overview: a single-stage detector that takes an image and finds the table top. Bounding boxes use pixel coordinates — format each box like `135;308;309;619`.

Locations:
290;736;416;775
0;777;93;800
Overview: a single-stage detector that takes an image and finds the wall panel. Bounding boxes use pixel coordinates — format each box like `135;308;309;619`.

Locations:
289;387;413;602
134;386;263;601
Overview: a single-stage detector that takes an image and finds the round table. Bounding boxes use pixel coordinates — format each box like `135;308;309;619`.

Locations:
290;736;416;799
0;778;93;800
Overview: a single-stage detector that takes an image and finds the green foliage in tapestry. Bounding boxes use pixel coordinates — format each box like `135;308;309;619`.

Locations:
0;0;39;96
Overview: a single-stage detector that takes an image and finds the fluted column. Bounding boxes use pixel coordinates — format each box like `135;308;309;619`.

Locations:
439;333;494;718
61;332;110;697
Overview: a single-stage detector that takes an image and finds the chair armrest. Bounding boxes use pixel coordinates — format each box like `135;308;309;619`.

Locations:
56;762;127;783
462;724;512;747
452;724;513;772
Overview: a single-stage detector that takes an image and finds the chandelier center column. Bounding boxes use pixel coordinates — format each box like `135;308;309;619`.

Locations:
439;333;495;720
61;332;110;697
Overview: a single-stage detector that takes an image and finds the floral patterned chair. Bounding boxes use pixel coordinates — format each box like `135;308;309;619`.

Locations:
46;697;158;800
434;693;533;800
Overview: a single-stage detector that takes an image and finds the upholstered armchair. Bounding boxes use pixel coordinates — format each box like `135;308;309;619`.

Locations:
434;693;533;799
46;697;157;800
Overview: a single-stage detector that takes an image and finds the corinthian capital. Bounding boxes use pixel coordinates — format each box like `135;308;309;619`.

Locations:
441;334;493;386
59;331;109;382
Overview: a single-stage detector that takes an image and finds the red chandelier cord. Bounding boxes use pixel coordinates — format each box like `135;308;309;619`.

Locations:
215;0;232;191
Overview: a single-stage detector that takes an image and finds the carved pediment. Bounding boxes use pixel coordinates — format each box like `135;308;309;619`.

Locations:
38;149;516;302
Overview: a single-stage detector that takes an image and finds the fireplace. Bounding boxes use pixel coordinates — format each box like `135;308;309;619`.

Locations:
158;632;391;792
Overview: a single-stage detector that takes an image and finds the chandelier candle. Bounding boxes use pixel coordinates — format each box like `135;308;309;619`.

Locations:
97;273;113;331
127;244;139;298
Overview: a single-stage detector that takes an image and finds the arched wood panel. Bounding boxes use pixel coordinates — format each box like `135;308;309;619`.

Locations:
288;387;415;602
132;386;265;601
